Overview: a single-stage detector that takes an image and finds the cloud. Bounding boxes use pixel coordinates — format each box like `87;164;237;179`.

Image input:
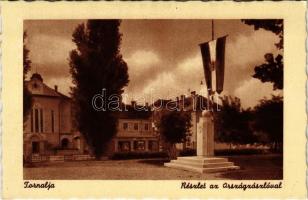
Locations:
175;54;202;75
125;34;281;107
227;29;280;69
173;54;205;93
234;78;282;109
124;50;160;81
127;54;205;104
24;20;282;108
142;72;177;97
123;50;163;96
28;34;75;66
125;50;160;67
45;76;73;96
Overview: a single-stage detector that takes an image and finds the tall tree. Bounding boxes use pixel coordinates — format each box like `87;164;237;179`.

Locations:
242;19;283;90
253;95;283;152
158;111;192;159
69;20;129;158
214;96;255;146
23;31;32;123
242;20;283;152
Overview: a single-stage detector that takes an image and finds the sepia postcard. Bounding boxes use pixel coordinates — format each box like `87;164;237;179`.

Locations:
1;1;307;199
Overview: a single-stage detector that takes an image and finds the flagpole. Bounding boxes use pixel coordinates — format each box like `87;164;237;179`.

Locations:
212;19;214;41
211;19;214;110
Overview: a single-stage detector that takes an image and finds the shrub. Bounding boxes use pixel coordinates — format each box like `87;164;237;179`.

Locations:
214;148;268;156
110;152;168;160
178;148;268;157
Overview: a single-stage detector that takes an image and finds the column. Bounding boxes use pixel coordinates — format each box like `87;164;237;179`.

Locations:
197;110;214;157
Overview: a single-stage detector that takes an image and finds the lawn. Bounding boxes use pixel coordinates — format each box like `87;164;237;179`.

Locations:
24;154;282;180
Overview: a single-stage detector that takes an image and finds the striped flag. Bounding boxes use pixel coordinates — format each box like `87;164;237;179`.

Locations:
199;36;227;94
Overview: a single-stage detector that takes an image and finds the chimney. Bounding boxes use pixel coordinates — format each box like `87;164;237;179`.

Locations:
54;85;58;92
176;97;179;102
131;100;136;107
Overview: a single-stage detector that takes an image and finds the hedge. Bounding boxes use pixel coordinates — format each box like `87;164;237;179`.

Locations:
179;148;268;157
110;152;168;160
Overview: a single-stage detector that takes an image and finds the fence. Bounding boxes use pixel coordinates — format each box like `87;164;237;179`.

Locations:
30;154;95;162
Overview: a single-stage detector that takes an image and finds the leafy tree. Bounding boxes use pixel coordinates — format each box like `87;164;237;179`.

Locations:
253;95;283;152
242;19;283;90
242;19;283;49
69;20;129;159
158;111;192;159
214;96;256;146
23;31;32;123
252;53;283;90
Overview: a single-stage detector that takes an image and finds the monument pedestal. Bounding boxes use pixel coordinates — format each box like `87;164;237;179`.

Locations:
164;156;239;173
164;110;239;173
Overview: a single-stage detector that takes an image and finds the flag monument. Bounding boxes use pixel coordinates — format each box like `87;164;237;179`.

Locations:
197;35;227;157
164;21;239;173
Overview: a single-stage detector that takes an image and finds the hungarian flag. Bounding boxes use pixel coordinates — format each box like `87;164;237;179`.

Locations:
199;36;227;94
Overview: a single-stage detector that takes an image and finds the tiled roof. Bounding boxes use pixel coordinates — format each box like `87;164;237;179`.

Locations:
114;104;152;120
25;80;70;99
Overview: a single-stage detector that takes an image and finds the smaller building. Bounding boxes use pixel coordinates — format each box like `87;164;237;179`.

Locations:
110;102;159;154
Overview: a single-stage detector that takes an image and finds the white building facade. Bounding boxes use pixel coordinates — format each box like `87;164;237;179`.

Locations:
23;73;86;161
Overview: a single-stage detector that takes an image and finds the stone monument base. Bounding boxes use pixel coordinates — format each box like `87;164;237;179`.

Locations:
164;156;239;173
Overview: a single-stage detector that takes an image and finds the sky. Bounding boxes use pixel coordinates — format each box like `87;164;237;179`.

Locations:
24;19;282;108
